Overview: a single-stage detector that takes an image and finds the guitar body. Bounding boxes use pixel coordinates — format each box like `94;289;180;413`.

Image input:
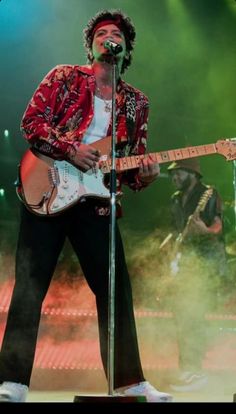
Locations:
17;136;112;216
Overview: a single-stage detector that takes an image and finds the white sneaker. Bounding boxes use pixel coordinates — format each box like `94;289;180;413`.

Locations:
115;381;173;402
0;382;28;402
170;371;208;392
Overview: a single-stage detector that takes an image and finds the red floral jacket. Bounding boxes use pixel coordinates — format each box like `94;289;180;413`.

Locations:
21;65;150;214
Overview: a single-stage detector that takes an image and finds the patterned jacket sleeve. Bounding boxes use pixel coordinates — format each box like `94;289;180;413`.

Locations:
21;65;74;160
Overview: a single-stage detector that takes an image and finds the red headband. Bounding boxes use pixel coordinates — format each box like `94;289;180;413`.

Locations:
92;19;123;37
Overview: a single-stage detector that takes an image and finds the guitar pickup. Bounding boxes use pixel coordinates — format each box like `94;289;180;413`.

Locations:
48;167;60;186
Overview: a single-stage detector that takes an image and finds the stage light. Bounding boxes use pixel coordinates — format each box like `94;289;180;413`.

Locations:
0;189;5;197
3;129;9;138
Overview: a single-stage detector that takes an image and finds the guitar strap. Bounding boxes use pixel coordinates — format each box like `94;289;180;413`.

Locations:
176;186;214;245
170;187;213;276
125;91;136;146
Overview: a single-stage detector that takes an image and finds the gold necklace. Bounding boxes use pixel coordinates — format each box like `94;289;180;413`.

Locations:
95;85;112;113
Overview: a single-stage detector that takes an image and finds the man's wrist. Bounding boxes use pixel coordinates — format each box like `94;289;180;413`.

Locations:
67;143;77;162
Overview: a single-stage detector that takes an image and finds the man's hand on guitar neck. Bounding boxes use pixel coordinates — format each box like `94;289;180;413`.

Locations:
67;142;101;170
187;216;209;235
188;215;222;236
138;154;160;184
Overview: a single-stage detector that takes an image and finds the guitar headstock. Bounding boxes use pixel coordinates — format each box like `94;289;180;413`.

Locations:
216;138;236;161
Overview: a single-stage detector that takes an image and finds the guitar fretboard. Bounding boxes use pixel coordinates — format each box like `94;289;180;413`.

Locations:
100;143;217;173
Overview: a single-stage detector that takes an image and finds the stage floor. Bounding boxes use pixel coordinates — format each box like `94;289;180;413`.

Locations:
22;366;236;403
26;386;235;403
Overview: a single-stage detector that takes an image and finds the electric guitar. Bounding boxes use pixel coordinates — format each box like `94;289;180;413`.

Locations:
170;187;214;276
17;136;236;216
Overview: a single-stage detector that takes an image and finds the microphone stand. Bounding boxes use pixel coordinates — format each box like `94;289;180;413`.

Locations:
105;54;144;402
74;51;144;403
107;55;118;396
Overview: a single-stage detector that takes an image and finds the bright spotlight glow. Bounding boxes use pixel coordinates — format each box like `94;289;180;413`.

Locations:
225;0;236;14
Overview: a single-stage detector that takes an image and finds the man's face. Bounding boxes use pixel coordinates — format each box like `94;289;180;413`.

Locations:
92;23;127;63
170;169;193;191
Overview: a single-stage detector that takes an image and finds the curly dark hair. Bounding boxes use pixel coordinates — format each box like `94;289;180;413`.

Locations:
83;9;136;74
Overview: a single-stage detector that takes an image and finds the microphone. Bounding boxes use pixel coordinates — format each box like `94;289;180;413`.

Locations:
104;40;123;55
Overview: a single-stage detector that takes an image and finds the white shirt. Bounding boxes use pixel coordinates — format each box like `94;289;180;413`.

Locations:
82;96;111;144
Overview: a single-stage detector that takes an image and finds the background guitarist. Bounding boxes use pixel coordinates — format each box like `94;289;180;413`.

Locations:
0;9;172;402
166;157;227;392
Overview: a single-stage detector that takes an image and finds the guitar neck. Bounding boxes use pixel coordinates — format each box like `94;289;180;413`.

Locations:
101;143;217;173
150;143;217;166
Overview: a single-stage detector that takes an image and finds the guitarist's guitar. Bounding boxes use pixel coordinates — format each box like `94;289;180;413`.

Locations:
17;136;236;216
170;187;213;276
